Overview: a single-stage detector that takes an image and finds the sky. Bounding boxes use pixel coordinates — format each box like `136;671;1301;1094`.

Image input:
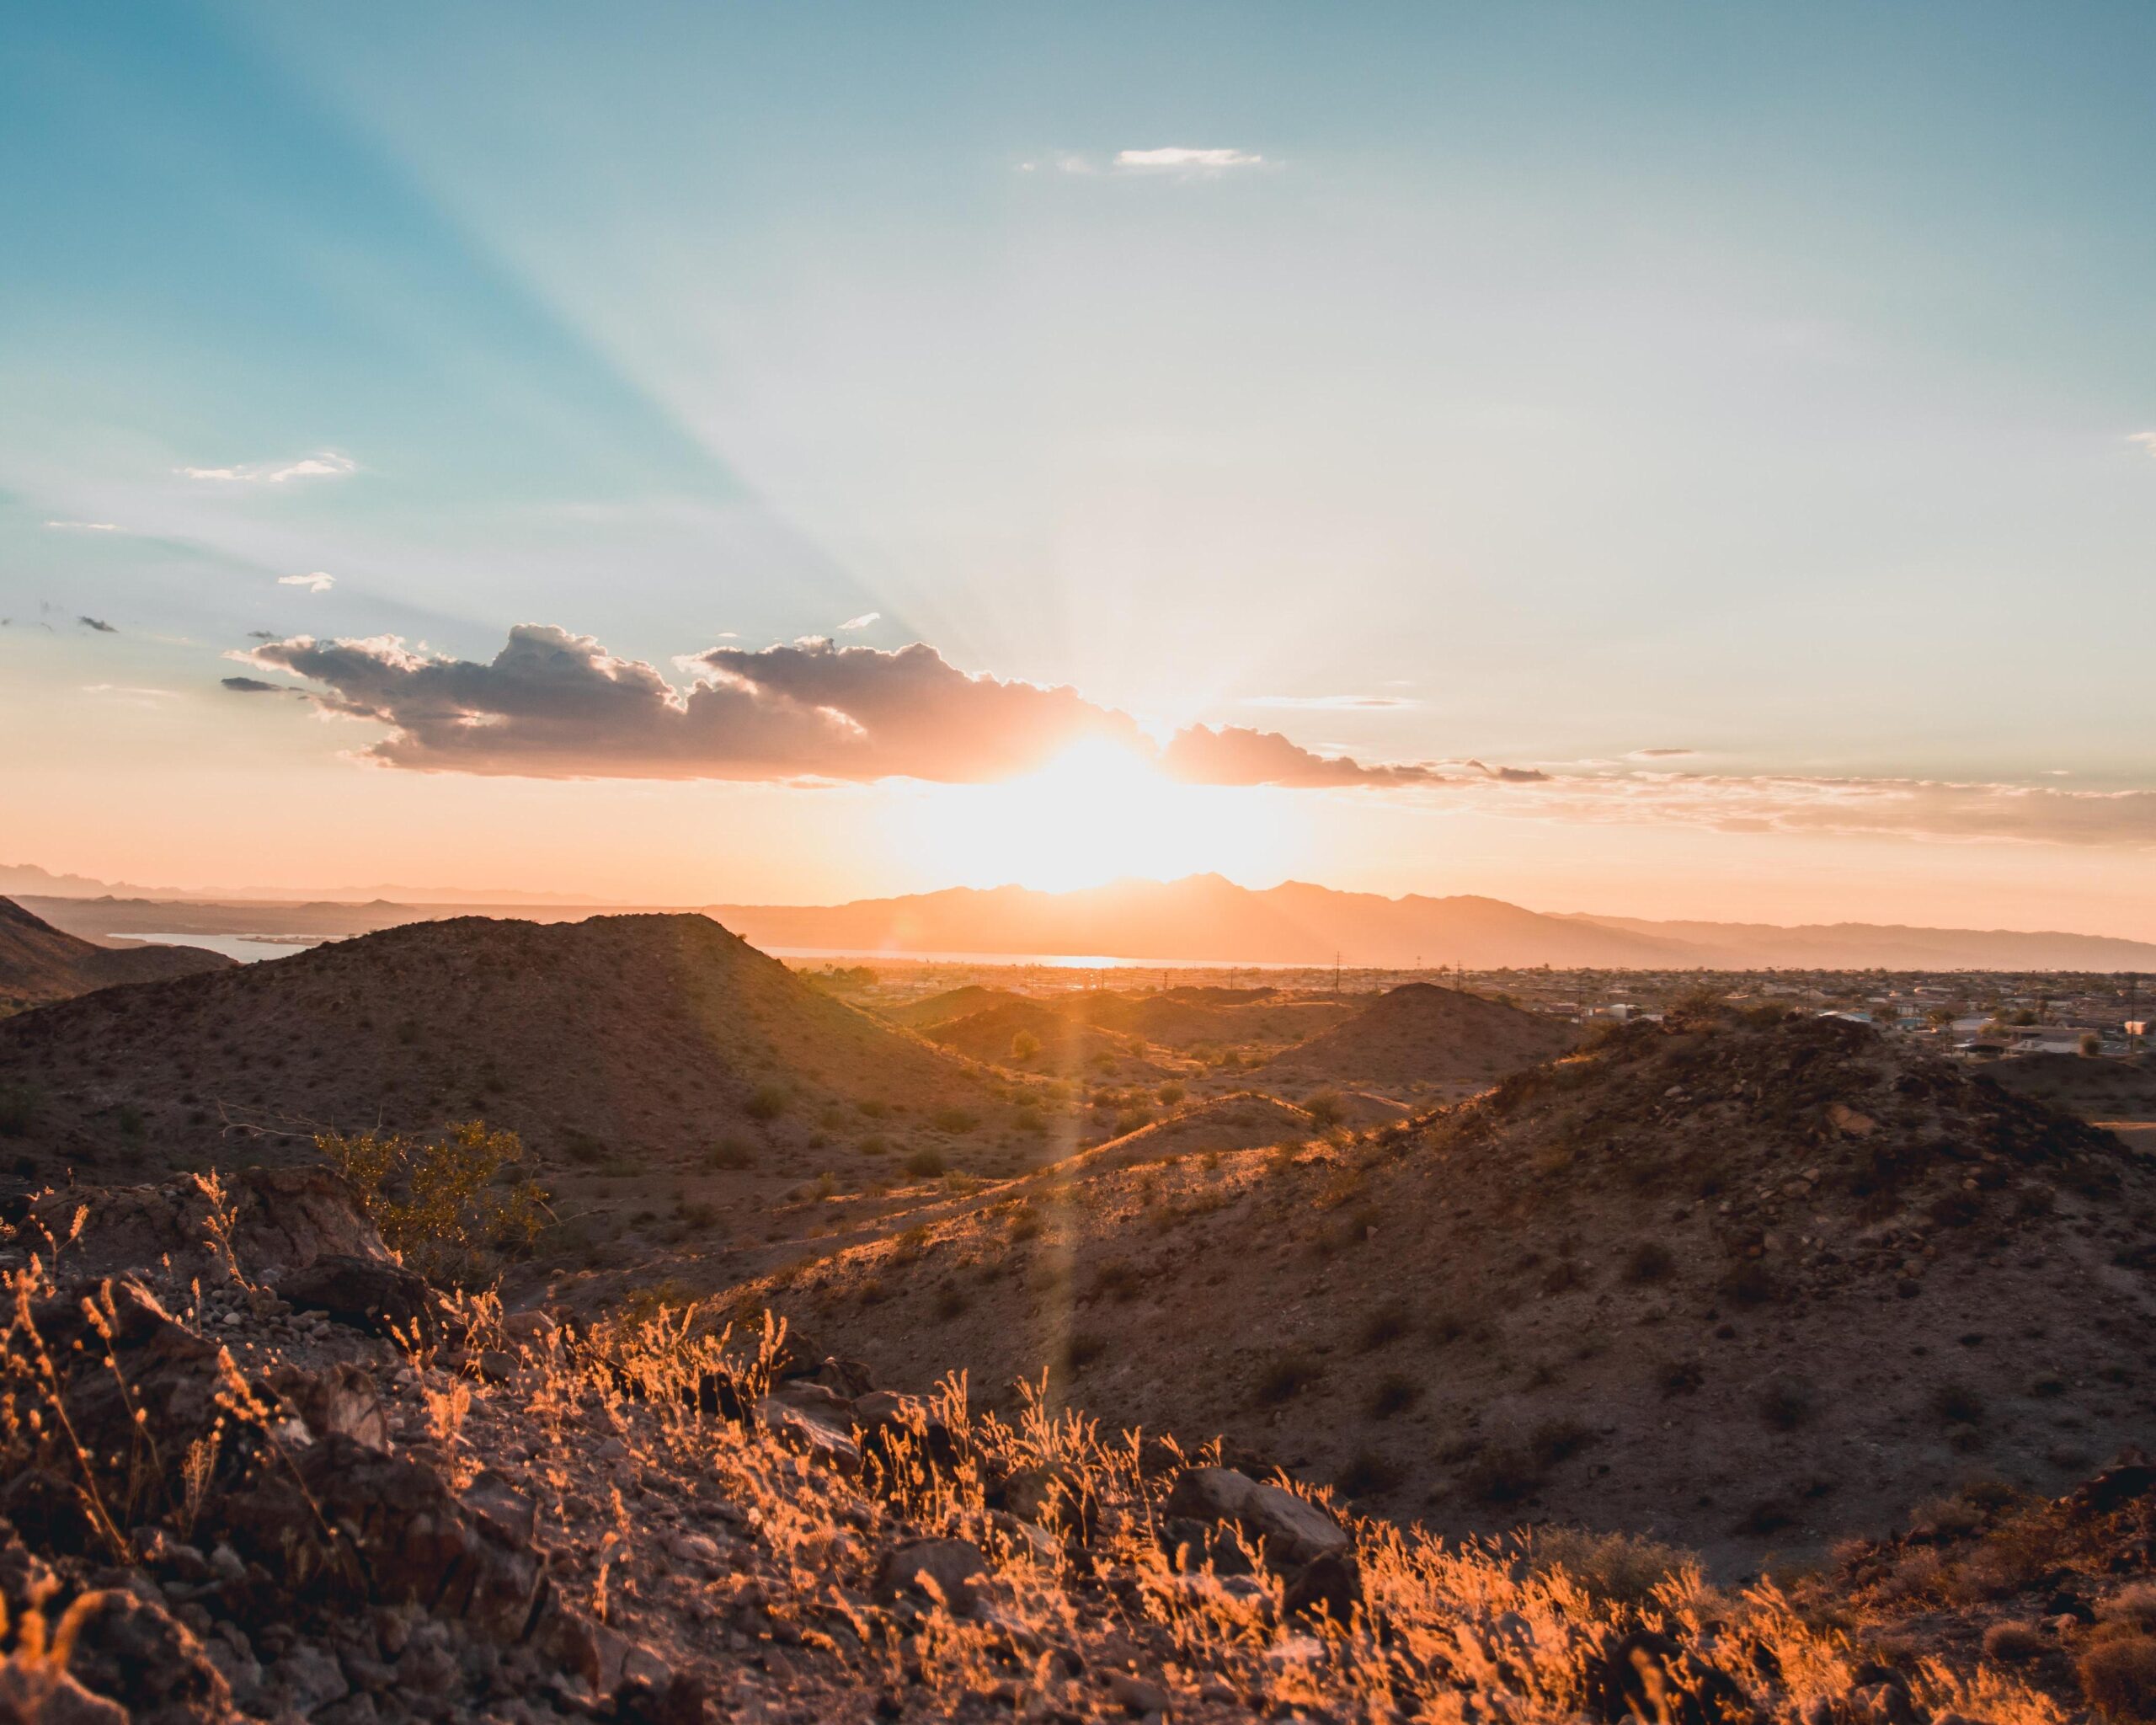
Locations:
3;1;2153;933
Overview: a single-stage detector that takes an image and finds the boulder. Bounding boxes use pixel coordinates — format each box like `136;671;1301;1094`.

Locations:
1001;1461;1097;1544
273;1255;444;1338
53;1589;234;1725
28;1169;390;1285
1162;1467;1348;1571
873;1539;988;1606
853;1389;960;1471
269;1363;390;1451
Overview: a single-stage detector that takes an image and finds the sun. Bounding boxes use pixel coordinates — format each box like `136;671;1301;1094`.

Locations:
900;737;1296;895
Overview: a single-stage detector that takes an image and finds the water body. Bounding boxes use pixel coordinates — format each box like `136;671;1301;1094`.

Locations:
137;932;334;964
766;947;1304;970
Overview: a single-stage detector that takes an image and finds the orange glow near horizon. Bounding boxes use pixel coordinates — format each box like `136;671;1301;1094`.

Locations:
896;738;1299;895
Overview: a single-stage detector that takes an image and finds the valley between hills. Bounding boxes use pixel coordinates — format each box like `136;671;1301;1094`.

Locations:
0;899;2150;1724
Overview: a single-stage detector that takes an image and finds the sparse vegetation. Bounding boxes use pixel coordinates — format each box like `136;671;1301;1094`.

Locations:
318;1119;549;1284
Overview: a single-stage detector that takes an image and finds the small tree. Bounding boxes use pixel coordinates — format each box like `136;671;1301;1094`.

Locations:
319;1119;548;1285
1010;1029;1042;1062
2079;1031;2103;1058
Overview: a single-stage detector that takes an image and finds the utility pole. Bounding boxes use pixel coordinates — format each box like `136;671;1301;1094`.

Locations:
1333;952;1342;999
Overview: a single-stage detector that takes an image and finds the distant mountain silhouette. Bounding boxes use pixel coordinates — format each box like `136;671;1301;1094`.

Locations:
707;875;1708;968
707;875;2156;969
0;896;231;1004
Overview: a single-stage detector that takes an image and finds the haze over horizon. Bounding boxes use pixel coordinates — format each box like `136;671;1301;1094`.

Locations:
5;3;2153;937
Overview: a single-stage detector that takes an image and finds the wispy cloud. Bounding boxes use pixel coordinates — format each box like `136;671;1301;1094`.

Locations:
1628;746;1698;759
77;616;117;634
43;520;125;533
837;611;881;632
2129;431;2156;459
221;676;286;694
279;572;336;594
1114;147;1267;175
179;451;357;484
83;683;175;701
1243;693;1417;711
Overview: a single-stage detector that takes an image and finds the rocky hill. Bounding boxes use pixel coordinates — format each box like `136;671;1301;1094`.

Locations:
0;895;230;1006
0;914;1022;1203
1255;980;1578;1101
765;1008;2156;1567
3;1166;2144;1725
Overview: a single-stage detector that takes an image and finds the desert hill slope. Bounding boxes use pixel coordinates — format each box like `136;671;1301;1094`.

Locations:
1255;980;1578;1101
0;913;1006;1184
0;895;231;1006
766;1009;2156;1565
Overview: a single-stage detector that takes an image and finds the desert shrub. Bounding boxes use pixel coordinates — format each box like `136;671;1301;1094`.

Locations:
1256;1349;1320;1406
857;1134;889;1156
1368;1372;1421;1419
1112;1108;1152;1136
1304;1090;1345;1129
1156;1082;1185;1107
1657;1358;1705;1397
1007;1202;1042;1241
1982;1621;2046;1664
1721;1258;1778;1306
1929;1381;1986;1425
1009;1030;1042;1061
1337;1450;1399;1498
933;1284;970;1321
1091;1258;1143;1304
1012;1106;1045;1135
1624;1240;1676;1284
902;1146;947;1178
2080;1633;2156;1722
856;1098;889;1119
706;1136;756;1170
1065;1330;1106;1371
931;1106;979;1134
0;1083;42;1137
744;1083;789;1122
675;1200;720;1230
1358;1299;1412;1351
1528;1527;1697;1607
1462;1442;1542;1505
1758;1376;1817;1431
1529;1417;1591;1467
318;1119;548;1285
2102;1586;2156;1632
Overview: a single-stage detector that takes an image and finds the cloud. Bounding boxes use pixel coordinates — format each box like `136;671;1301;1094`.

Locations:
279;572;336;593
83;684;175;701
1627;747;1698;759
837;611;881;632
1114;147;1267;174
1481;772;2156;849
1464;759;1552;784
2129;431;2156;458
44;520;124;533
220;676;286;694
77;616;117;633
1242;693;1417;711
179;451;357;483
1161;724;1449;787
237;626;1438;788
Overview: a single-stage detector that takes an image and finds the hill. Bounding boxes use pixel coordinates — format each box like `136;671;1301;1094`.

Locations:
2;1168;2138;1725
760;1008;2156;1566
1564;912;2156;970
0;895;231;1006
918;997;1173;1080
1254;980;1578;1101
706;875;1711;967
0;913;1021;1202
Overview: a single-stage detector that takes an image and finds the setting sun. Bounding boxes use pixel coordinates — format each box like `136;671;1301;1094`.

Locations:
898;737;1299;894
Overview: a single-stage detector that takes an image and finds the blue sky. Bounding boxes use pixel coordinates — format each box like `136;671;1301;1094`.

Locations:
3;2;2153;926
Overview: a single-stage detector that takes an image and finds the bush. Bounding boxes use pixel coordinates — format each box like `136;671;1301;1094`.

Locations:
1156;1082;1185;1107
318;1120;548;1286
1528;1527;1697;1607
902;1147;947;1178
744;1083;789;1122
1337;1450;1399;1498
0;1084;40;1137
1368;1372;1421;1419
1256;1349;1320;1406
1721;1258;1777;1306
1929;1381;1986;1425
706;1136;756;1170
1624;1241;1676;1284
931;1107;979;1134
1358;1299;1412;1351
1008;1029;1041;1061
1983;1622;2046;1664
1304;1090;1345;1129
2080;1634;2156;1722
1462;1442;1541;1505
1758;1376;1816;1431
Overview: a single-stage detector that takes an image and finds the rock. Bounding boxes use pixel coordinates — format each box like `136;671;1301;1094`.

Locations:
267;1644;349;1716
28;1169;390;1287
270;1364;391;1451
55;1588;235;1725
808;1357;876;1398
0;1663;130;1725
477;1348;518;1385
1162;1467;1348;1570
217;1434;545;1642
1002;1461;1097;1544
853;1390;958;1471
1104;1670;1170;1716
758;1386;862;1472
501;1310;558;1347
1828;1103;1878;1138
1584;1629;1748;1725
1282;1548;1363;1625
273;1255;444;1338
873;1539;988;1606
